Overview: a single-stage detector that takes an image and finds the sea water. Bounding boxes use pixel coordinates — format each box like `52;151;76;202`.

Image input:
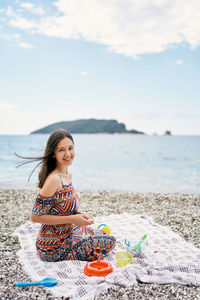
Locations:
0;134;199;193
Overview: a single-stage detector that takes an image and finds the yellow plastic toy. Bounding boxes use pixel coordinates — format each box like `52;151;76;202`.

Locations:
98;224;111;235
116;251;133;267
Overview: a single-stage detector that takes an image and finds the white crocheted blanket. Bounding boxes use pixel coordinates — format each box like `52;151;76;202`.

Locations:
14;214;200;300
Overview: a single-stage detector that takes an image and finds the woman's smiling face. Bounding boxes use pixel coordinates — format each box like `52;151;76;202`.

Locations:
54;137;75;168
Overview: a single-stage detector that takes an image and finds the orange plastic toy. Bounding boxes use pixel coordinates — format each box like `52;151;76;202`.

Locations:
84;260;114;277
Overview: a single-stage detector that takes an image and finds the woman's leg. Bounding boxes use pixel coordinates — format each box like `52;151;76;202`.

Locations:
71;235;116;261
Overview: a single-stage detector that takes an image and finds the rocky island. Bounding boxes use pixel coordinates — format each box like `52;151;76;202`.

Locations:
31;119;145;134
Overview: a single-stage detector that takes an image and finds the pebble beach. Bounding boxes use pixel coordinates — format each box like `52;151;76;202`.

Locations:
0;189;200;300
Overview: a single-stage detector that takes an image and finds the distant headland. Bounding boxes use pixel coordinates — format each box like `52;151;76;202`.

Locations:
30;119;145;135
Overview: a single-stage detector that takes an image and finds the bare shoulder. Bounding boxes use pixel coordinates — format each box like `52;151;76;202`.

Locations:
39;173;61;197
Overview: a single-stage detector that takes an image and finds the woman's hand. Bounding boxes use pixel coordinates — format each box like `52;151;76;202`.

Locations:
72;213;94;226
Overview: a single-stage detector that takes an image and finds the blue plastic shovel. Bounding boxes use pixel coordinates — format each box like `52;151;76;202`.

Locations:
16;277;58;287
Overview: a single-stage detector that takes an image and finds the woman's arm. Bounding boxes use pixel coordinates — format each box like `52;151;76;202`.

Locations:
30;212;94;226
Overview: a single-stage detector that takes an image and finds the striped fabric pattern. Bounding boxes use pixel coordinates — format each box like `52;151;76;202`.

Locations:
32;184;116;262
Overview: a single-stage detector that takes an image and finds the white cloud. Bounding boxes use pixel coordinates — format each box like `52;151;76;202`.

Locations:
81;71;88;76
13;33;21;39
18;41;33;49
33;7;45;15
20;2;45;15
176;59;183;64
6;0;200;58
6;6;16;17
0;27;32;49
20;3;34;10
10;17;38;30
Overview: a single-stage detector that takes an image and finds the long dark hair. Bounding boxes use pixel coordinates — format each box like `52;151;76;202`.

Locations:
16;129;74;188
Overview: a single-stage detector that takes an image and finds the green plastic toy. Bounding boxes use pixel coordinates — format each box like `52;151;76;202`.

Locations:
133;234;147;251
125;234;148;252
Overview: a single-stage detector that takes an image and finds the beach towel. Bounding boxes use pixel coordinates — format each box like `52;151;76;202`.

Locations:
14;213;200;300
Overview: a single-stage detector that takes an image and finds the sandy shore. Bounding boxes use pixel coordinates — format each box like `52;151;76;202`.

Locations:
0;189;200;300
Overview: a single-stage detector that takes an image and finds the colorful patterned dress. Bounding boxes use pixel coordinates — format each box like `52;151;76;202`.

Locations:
32;182;116;262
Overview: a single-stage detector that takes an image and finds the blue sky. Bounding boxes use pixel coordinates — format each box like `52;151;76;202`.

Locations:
0;0;200;135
